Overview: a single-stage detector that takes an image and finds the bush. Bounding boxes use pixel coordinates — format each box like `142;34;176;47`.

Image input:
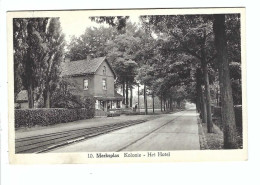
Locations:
15;107;95;128
84;97;95;110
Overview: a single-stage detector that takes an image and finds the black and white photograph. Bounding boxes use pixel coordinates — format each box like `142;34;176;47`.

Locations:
8;8;247;163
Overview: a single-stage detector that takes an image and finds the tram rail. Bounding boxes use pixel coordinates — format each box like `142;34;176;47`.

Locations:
15;119;148;154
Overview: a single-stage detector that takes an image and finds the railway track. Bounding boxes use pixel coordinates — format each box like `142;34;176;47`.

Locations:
15;119;148;154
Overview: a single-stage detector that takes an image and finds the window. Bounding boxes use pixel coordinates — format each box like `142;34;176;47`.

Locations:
102;79;107;90
103;66;106;75
83;79;88;90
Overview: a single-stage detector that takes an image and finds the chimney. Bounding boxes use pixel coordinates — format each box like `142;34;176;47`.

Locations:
87;54;94;61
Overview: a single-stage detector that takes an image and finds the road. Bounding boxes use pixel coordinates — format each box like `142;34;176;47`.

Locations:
50;109;200;153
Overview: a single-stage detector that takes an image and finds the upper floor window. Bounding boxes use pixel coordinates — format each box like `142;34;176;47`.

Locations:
83;79;88;90
102;79;107;90
103;66;106;75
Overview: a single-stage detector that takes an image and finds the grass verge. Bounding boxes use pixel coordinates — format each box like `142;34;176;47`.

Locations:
198;117;243;150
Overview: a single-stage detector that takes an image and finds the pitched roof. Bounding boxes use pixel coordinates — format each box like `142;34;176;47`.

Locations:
61;56;116;77
16;90;28;102
114;92;124;99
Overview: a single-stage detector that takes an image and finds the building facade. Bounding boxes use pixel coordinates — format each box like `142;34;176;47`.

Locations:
62;56;124;112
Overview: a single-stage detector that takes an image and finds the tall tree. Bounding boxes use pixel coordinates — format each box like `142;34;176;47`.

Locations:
42;18;65;108
13;18;49;108
105;25;140;102
213;14;237;149
141;15;215;132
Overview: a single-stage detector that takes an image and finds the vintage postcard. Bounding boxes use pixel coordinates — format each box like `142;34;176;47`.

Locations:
7;8;247;164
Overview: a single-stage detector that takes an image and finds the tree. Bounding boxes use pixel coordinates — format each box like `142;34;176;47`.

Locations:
13;18;49;108
66;26;117;61
213;14;237;149
42;18;65;108
105;24;142;107
226;14;242;105
51;79;83;108
13;19;27;98
141;15;215;132
195;68;207;123
90;16;129;33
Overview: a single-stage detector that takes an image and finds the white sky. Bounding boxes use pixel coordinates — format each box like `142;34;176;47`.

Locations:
59;15;141;42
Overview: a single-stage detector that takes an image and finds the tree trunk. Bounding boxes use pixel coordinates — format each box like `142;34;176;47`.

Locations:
122;82;125;105
170;97;172;111
196;69;202;114
201;86;207;124
197;86;202;119
144;85;148;115
196;96;201;114
152;93;155;114
43;89;51;108
145;95;148;115
126;81;129;108
138;84;140;112
177;100;180;109
160;94;163;112
201;58;213;133
214;14;237;149
27;83;34;108
130;86;133;107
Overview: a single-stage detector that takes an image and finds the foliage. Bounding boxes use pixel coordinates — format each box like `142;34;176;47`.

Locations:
50;79;84;108
139;14;241;107
90;16;129;33
66;26;117;61
13;18;49;107
226;14;241;64
105;32;140;87
13;18;66;108
83;97;96;110
41;18;65;108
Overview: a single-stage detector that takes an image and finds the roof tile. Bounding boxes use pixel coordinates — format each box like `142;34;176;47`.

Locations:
61;57;106;77
16;90;28;102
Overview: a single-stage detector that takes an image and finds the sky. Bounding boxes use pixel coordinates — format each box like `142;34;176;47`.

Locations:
59;15;141;42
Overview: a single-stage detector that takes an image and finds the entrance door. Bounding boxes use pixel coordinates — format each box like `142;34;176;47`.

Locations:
100;100;105;111
107;101;111;110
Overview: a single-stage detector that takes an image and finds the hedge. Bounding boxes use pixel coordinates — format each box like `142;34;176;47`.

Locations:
15;107;95;128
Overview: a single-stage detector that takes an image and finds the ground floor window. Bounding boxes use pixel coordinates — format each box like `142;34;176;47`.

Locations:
96;100;122;111
112;101;115;109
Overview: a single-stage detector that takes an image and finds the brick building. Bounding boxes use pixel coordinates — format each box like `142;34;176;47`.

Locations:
61;56;124;112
